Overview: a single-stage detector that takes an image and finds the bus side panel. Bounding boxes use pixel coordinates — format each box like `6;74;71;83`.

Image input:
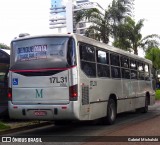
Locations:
89;79;123;120
79;70;124;120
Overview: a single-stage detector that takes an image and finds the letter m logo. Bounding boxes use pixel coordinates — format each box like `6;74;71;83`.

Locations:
36;89;43;98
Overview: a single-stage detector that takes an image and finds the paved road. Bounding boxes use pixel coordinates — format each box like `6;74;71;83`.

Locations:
1;101;160;145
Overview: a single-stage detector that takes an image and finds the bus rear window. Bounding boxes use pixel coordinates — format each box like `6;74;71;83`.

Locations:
11;37;70;70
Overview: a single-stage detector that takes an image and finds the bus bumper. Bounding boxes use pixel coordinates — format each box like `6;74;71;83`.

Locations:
8;101;78;121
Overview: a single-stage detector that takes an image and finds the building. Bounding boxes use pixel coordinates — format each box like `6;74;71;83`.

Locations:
49;0;104;34
73;1;104;35
49;0;67;31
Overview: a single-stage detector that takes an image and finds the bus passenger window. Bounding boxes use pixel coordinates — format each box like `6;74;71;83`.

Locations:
121;56;129;68
110;53;120;66
144;64;150;80
122;69;130;79
131;70;137;79
138;62;144;80
97;64;110;77
111;67;121;78
80;44;95;62
130;60;137;70
81;61;96;77
144;64;149;72
138;72;145;80
138;62;144;71
97;50;109;64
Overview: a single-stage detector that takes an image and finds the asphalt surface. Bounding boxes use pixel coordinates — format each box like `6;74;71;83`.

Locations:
84;101;160;145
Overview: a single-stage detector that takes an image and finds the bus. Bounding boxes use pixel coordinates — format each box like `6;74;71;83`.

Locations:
0;49;10;116
8;33;155;125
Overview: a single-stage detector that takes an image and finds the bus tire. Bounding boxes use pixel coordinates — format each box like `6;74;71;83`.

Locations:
141;96;149;113
104;99;116;125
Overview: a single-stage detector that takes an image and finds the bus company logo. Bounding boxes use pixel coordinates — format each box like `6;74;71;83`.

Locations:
2;137;11;142
36;89;43;98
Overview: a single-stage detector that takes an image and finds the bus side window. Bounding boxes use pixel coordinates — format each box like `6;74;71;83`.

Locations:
97;50;109;64
81;61;96;77
97;50;110;78
144;64;150;81
67;38;76;66
110;53;120;66
138;62;145;80
122;68;130;79
110;53;121;78
130;60;137;70
130;59;138;79
79;43;96;77
80;44;95;62
111;67;121;78
121;56;130;79
131;70;137;79
121;56;129;68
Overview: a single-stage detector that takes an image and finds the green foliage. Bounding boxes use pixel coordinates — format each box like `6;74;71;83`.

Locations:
113;17;160;54
108;0;132;24
0;122;10;130
75;0;133;44
155;90;160;100
0;43;10;50
75;8;111;44
75;0;159;54
145;47;160;70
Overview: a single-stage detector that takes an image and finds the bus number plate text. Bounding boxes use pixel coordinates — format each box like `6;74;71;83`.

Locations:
49;77;67;84
34;111;47;116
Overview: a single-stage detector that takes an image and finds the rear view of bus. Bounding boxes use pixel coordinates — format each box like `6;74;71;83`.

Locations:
8;34;78;121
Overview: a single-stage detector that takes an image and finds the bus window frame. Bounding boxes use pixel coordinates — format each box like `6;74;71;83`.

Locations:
67;37;77;67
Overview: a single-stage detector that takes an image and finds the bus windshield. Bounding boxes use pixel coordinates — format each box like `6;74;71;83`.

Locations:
10;37;74;70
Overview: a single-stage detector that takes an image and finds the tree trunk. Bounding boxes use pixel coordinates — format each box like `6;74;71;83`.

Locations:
133;44;138;55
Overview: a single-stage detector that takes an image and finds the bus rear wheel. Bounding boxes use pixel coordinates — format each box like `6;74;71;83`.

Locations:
141;96;149;113
103;99;116;125
136;96;149;113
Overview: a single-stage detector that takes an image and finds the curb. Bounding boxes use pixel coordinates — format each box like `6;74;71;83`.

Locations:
0;121;52;135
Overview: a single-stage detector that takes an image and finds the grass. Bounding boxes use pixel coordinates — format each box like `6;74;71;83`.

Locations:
0;121;10;130
155;89;160;100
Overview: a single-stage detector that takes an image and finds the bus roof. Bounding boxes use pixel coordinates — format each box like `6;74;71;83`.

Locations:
11;33;152;64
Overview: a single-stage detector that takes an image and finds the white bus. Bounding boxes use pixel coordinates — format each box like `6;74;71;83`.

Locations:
8;33;155;125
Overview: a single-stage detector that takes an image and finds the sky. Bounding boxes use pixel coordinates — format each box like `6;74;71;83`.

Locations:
0;0;160;51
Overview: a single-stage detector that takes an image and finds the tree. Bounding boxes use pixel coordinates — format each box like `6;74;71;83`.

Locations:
0;43;10;50
75;8;111;44
113;17;160;55
108;0;134;39
145;47;160;89
145;47;160;70
75;0;135;44
108;0;134;24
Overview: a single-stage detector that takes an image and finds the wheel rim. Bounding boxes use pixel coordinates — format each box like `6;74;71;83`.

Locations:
109;103;115;121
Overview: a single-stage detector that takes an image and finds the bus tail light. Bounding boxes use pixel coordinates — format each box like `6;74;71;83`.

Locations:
8;88;12;100
69;84;78;101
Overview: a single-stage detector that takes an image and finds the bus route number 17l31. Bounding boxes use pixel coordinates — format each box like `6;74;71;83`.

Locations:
49;77;67;84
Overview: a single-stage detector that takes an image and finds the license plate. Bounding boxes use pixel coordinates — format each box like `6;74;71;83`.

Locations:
34;111;47;116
